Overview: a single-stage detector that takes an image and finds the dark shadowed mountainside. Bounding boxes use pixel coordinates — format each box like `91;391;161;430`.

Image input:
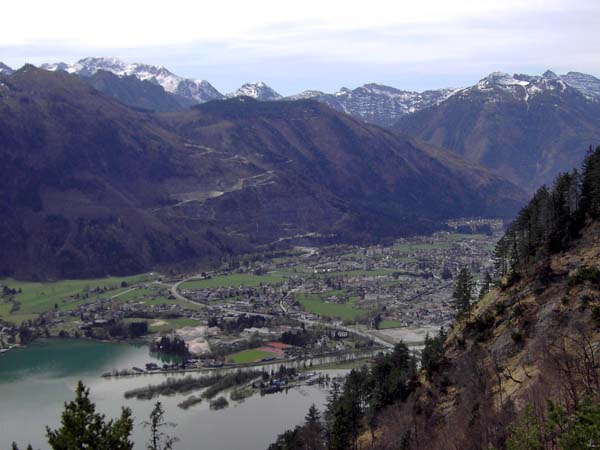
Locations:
85;70;193;112
0;67;525;279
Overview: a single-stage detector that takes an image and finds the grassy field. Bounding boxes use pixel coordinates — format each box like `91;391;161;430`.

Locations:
181;273;287;289
378;320;403;329
0;274;153;324
315;269;396;277
393;233;489;253
445;233;488;241
140;297;204;311
227;348;275;364
297;291;368;321
111;288;154;303
393;242;453;252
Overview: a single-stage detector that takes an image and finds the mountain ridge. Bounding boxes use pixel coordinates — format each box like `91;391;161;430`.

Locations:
33;57;600;127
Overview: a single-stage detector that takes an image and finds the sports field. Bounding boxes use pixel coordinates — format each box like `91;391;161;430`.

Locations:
378;320;403;329
226;348;275;364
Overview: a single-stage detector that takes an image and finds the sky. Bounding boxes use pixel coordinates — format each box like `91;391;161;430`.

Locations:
1;0;599;95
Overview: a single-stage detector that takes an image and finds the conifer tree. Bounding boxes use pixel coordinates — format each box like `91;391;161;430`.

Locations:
303;404;324;450
478;271;493;300
453;267;474;317
46;381;133;450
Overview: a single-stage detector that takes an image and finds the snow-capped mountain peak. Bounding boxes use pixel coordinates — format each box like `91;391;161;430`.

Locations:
477;71;529;88
287;90;328;100
543;70;560;80
460;70;571;102
40;57;224;103
229;82;282;101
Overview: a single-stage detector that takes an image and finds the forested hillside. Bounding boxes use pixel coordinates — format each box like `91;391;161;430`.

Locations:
269;146;600;450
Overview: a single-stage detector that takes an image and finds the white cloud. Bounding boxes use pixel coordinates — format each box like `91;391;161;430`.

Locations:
1;0;598;93
0;0;577;47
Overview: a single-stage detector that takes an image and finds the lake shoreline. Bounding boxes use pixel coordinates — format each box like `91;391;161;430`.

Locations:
0;339;336;450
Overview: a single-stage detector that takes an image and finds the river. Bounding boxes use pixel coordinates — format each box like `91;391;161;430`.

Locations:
0;340;333;450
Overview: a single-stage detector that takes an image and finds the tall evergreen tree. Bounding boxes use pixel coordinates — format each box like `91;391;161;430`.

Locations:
478;271;493;300
46;381;133;450
453;267;474;317
303;404;324;450
581;146;600;219
421;327;448;376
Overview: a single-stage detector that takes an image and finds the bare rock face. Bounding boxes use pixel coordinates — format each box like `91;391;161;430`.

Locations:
287;84;460;128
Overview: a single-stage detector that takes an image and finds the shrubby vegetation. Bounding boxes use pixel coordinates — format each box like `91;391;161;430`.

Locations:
209;397;229;410
124;370;263;400
150;335;190;357
420;327;447;378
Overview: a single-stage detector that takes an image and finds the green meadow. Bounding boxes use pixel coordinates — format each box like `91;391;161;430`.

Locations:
181;273;287;289
377;320;403;329
296;290;369;321
227;348;275;364
0;274;153;324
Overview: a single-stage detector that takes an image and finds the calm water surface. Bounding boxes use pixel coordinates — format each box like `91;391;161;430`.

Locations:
0;340;331;450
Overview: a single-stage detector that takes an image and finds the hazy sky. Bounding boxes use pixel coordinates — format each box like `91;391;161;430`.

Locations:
1;0;598;94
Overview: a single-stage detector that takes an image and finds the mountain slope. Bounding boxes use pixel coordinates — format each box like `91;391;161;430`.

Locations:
0;62;13;75
367;223;600;450
395;71;600;191
0;67;525;279
0;66;248;279
86;70;193;112
162;97;525;233
561;71;600;100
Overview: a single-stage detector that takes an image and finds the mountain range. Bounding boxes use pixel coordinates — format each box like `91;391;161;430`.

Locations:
0;66;524;279
26;57;600;124
19;59;600;190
